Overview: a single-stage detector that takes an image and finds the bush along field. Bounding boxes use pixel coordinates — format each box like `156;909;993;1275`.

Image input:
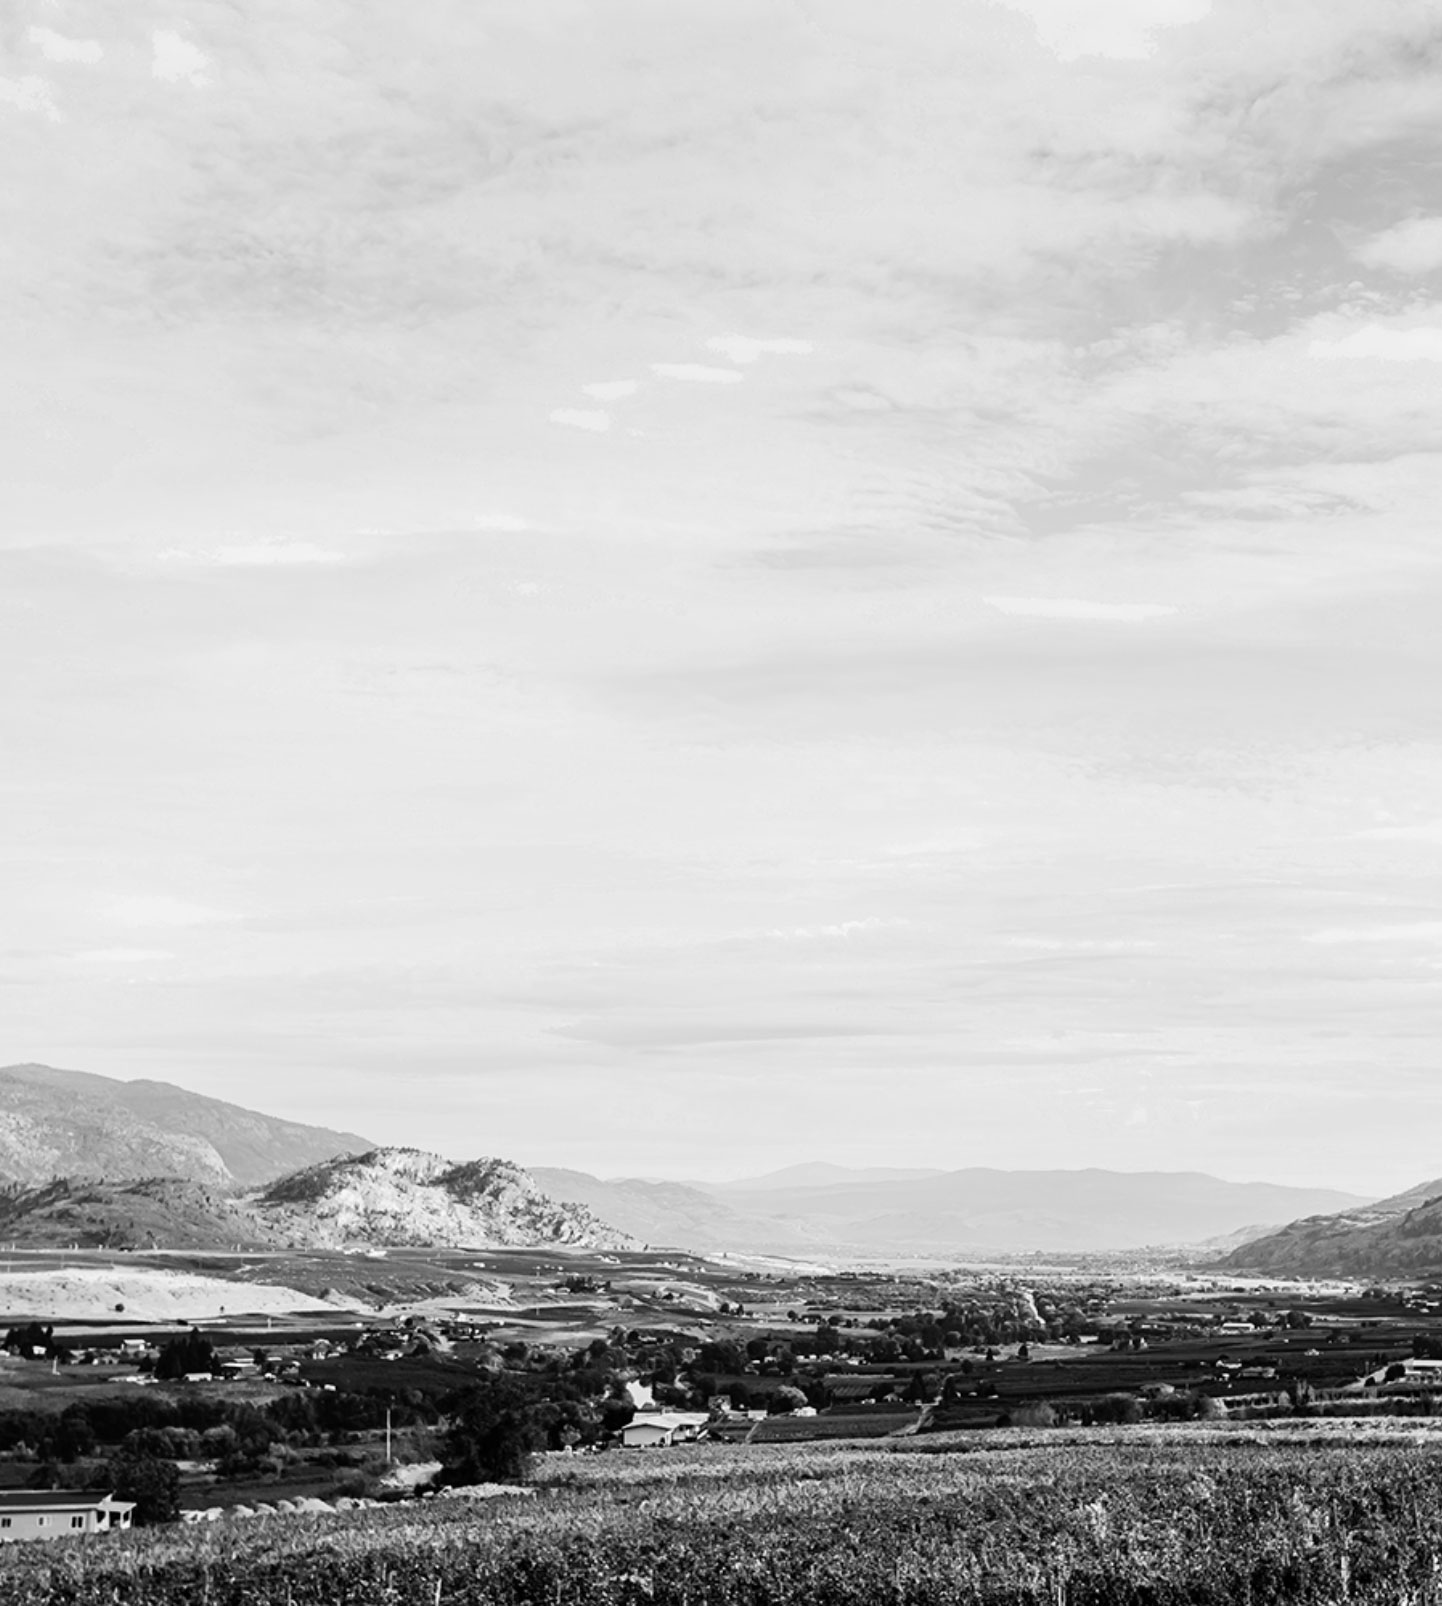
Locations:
10;1440;1442;1605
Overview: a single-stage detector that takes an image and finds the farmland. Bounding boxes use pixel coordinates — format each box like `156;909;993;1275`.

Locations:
13;1241;1442;1543
9;1435;1442;1603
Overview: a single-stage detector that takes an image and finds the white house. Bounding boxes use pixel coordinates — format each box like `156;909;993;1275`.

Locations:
620;1412;709;1449
0;1491;135;1543
1354;1358;1442;1391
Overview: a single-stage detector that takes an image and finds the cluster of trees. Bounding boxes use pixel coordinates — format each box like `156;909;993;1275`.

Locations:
0;1374;449;1480
3;1323;70;1361
153;1331;219;1380
997;1393;1227;1429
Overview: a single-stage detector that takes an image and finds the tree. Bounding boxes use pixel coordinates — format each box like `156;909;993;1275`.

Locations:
767;1386;808;1415
904;1371;935;1404
154;1331;217;1381
441;1379;541;1485
106;1451;181;1526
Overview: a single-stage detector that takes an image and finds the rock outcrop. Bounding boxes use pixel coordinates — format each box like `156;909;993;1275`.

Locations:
254;1148;634;1250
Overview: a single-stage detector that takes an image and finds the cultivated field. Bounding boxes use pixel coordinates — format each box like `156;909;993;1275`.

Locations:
7;1435;1442;1604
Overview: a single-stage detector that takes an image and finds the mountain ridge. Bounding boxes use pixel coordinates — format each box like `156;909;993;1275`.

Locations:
1221;1173;1442;1277
0;1148;634;1252
533;1163;1371;1256
0;1063;374;1187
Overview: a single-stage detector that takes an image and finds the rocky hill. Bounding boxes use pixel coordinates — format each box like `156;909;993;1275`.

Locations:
254;1149;633;1250
1221;1175;1442;1277
0;1064;374;1187
0;1177;283;1250
0;1149;634;1252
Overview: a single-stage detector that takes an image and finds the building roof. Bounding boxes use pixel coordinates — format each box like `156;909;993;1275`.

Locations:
623;1412;708;1432
0;1491;134;1512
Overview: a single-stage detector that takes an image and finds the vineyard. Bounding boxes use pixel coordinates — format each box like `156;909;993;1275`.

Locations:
8;1436;1442;1604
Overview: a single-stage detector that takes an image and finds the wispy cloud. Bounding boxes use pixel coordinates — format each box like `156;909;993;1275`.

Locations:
761;918;906;941
151;30;210;87
212;543;345;567
158;542;347;567
1308;325;1442;362
549;408;611;432
28;28;103;65
983;596;1179;621
0;74;61;121
1306;923;1442;945
705;336;813;365
1356;822;1442;844
650;364;744;385
992;0;1212;61
471;514;530;532
104;897;234;929
71;948;174;964
1354;219;1442;276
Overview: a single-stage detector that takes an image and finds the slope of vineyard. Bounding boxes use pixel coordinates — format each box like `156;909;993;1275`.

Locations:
7;1439;1442;1604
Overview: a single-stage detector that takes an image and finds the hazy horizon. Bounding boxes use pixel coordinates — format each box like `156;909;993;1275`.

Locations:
8;2;1442;1199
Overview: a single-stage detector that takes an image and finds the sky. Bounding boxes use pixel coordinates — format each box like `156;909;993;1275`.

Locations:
5;0;1442;1195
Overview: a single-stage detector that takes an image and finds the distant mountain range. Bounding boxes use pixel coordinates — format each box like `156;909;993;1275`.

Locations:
0;1066;627;1253
533;1164;1370;1256
0;1063;373;1187
1221;1176;1442;1278
0;1062;1383;1259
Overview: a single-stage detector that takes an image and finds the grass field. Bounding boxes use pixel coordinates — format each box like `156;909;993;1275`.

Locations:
9;1431;1442;1603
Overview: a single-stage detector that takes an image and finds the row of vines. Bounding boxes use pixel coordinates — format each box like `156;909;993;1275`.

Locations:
8;1440;1442;1604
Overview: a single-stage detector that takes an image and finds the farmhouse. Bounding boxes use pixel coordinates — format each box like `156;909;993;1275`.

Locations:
1355;1358;1442;1391
0;1491;135;1543
620;1412;709;1448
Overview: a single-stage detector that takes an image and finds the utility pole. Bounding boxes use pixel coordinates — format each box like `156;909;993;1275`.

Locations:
385;1407;393;1465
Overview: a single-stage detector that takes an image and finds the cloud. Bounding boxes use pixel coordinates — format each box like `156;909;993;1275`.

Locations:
157;542;347;566
1306;923;1442;945
992;0;1212;60
582;381;639;400
105;896;233;928
471;513;530;531
1354;218;1442;276
151;30;210;86
0;74;61;121
71;948;173;964
705;336;814;365
983;596;1179;621
28;28;103;65
650;364;744;384
549;408;611;432
1355;822;1442;844
762;918;904;940
210;543;345;566
1307;326;1442;362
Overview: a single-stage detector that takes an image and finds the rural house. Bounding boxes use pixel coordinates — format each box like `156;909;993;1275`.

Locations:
0;1491;135;1543
619;1412;709;1448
